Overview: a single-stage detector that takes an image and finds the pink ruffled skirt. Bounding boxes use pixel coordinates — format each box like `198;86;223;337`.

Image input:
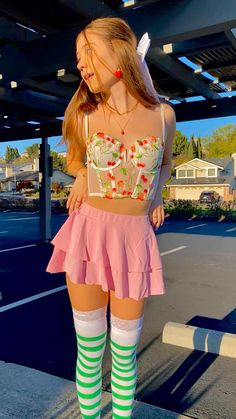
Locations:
46;202;166;301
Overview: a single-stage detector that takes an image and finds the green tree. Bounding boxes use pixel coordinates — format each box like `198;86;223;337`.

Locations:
13;147;20;159
172;130;188;157
25;144;39;158
50;150;66;172
205;124;236;157
196;137;203;159
187;135;197;160
5;145;20;162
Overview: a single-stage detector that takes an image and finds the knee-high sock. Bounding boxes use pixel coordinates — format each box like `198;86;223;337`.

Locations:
72;306;108;419
110;313;144;419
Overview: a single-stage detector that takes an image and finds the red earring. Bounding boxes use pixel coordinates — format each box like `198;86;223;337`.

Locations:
114;68;123;78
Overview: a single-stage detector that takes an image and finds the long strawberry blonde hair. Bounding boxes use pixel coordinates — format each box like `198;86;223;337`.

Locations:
59;16;161;163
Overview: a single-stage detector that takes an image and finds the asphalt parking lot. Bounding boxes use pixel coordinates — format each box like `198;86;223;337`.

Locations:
0;210;236;418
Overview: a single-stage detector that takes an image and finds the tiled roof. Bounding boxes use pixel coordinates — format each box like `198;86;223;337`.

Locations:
203;157;231;167
1;171;39;182
168;176;232;186
1;170;74;184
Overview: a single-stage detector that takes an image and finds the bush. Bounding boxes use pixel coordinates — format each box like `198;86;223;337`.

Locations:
165;199;196;217
164;199;236;221
0;196;67;213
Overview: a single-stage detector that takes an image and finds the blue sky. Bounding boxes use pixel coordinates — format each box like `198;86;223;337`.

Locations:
0;114;236;158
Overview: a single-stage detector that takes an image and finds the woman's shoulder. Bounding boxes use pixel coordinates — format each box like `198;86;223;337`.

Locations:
153;99;176;126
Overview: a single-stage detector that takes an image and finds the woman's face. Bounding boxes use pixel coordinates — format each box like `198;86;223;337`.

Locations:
76;31;119;93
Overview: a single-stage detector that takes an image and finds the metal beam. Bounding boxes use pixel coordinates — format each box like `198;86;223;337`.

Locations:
0;87;66;114
225;28;236;49
171;33;230;57
126;0;236;44
1;96;236;142
60;0;117;18
201;58;236;72
148;46;220;100
0;2;57;34
0;16;39;43
21;78;75;100
0;29;220;103
39;138;52;241
1;0;235;84
0;120;62;141
0;28;79;83
174;96;236;122
0;101;61;123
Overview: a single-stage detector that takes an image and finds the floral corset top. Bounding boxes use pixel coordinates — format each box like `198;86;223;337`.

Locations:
84;103;166;201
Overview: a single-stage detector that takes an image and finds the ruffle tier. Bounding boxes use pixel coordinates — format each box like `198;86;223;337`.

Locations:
46;206;166;301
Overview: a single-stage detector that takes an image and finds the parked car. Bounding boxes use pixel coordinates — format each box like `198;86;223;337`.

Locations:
199;191;222;204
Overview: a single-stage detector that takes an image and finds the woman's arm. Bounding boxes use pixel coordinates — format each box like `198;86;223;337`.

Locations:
66;113;88;213
149;102;176;228
153;102;176;205
66;152;88;214
66;111;87;177
67;160;87;178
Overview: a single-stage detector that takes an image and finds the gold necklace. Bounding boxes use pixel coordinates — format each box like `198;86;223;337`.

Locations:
105;100;139;116
106;101;139;135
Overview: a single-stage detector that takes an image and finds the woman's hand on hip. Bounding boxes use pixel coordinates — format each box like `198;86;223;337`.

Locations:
66;173;88;216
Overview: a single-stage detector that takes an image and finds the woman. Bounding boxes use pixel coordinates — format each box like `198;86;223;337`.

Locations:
46;16;176;419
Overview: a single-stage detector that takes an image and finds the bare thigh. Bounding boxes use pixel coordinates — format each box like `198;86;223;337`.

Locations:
66;273;109;311
66;274;146;319
109;289;146;320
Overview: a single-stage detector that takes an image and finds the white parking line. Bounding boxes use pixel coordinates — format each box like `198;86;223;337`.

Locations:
0;286;67;313
226;227;236;232
186;223;207;230
0;244;37;253
2;211;38;214
2;210;19;214
5;217;39;221
160;246;187;256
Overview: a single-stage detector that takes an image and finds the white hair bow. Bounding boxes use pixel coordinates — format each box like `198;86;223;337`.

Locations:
136;32;160;102
136;32;150;62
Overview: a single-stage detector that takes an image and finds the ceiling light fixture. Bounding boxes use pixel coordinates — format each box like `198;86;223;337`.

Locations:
163;44;173;54
57;69;65;77
122;0;135;6
16;22;38;33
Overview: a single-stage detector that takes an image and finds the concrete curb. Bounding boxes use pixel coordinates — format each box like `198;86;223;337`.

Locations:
162;321;236;358
0;361;190;418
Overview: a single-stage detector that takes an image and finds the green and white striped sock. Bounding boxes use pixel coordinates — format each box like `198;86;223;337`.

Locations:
72;306;108;419
110;313;144;419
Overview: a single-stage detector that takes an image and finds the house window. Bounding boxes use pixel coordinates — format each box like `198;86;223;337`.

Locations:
178;169;194;178
207;168;216;177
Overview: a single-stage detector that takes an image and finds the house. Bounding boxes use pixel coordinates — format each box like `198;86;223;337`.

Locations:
58;151;67;158
0;158;39;191
0;158;39;177
0;169;74;192
51;170;74;190
167;153;236;201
